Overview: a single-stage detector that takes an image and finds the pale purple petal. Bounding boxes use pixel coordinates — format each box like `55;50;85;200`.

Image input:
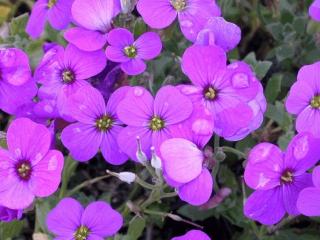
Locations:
47;0;73;30
297;62;320;93
297;187;320;216
81;201;123;237
171;230;210;240
25;0;48;39
154;85;193;125
135;32;162;60
107;28;134;47
46;198;83;238
137;0;177;29
61;123;102;162
312;166;320;188
160;138;203;183
106;86;131;115
244;143;283;190
178;168;213;206
296;107;320;137
309;0;320;21
29;150;64;197
121;59;146;75
151;128;172;155
105;46;130;63
116;86;154;126
64;27;108;51
244;188;286;225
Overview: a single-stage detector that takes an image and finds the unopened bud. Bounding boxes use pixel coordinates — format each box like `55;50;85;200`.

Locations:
150;146;162;170
120;0;137;14
118;172;136;184
136;136;148;164
215;148;226;162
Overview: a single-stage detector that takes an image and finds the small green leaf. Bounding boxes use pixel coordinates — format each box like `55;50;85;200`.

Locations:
265;74;282;103
10;13;29;38
124;216;146;240
0;220;25;239
243;52;272;79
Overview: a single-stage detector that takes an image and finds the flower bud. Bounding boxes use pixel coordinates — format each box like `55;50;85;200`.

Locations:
150;146;162;170
120;0;137;14
118;172;136;184
136;136;148;164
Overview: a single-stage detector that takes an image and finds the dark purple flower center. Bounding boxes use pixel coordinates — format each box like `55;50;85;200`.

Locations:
204;86;217;101
150;116;165;131
74;225;90;240
124;45;137;58
281;170;294;184
311;95;320;108
48;0;57;8
96;115;114;131
15;161;32;181
170;0;186;11
61;69;75;84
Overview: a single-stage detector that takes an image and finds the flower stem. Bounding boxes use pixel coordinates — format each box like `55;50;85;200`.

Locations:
222;146;246;158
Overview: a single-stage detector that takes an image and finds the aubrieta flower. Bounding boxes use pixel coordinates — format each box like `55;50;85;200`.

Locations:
61;85;128;164
116;85;193;161
171;230;211;240
196;17;241;52
286;61;320;137
34;44;106;120
46;198;123;239
26;0;74;39
64;0;120;51
0;118;64;209
105;28;162;75
179;45;265;141
137;0;221;41
0;48;37;114
297;166;320;216
309;0;320;21
0;206;22;222
160;138;213;206
244;133;320;225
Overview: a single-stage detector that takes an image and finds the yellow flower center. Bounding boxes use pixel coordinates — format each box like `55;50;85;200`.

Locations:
48;0;57;8
62;70;75;84
281;170;293;184
204;87;217;100
124;45;137;58
170;0;186;11
150;116;165;131
16;161;32;180
96;115;113;131
74;226;90;240
311;95;320;108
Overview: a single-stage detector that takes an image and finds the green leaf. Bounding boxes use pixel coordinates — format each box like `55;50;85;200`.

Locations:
177;204;215;221
35;197;58;234
265;74;282;103
59;155;79;198
265;101;293;131
9;13;29;38
124;216;146;240
0;220;25;239
243;52;272;79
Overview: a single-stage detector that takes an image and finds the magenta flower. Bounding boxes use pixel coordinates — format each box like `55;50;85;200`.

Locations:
297;166;320;216
137;0;221;41
0;48;37;114
34;44;106;120
309;0;320;21
0;118;64;209
46;198;123;239
105;28;162;75
171;230;211;240
0;206;23;222
286;61;320;137
160;138;213;206
116;86;193;161
61;85;128;164
179;45;265;141
244;133;320;225
26;0;73;39
196;17;241;52
64;0;120;51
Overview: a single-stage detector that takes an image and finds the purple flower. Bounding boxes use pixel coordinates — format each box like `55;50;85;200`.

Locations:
297;166;320;216
0;48;37;114
171;230;211;240
0;206;23;222
196;17;241;52
160;138;213;206
105;28;162;75
286;61;320;137
61;85;128;164
244;133;320;225
309;0;320;21
116;85;193;161
34;44;106;120
0;118;64;209
137;0;221;41
64;0;120;51
26;0;73;39
179;45;265;141
46;198;123;239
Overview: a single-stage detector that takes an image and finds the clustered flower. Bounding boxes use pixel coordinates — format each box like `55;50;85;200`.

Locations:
0;0;319;239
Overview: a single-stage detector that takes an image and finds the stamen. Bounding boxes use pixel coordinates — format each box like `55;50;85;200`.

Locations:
150;116;165;131
124;45;137;58
311;95;320;108
204;87;217;100
170;0;186;11
48;0;57;8
96;115;113;131
62;70;75;84
16;161;32;181
281;170;293;184
74;226;90;240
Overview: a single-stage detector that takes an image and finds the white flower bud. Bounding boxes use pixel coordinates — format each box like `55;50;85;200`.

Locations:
119;172;136;184
136;136;148;164
150;146;162;170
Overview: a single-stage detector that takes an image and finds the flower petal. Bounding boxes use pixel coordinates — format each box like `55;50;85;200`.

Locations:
135;32;162;60
25;0;48;39
107;28;134;47
297;187;320;216
172;230;210;240
310;0;320;21
121;59;146;75
296;107;320;137
312;166;320;188
47;0;72;30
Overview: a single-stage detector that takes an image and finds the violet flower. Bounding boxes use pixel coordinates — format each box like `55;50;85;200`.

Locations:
297;166;320;216
105;28;162;75
171;230;211;240
137;0;221;41
0;48;37;114
0;206;23;222
34;44;106;120
160;138;213;206
0;118;64;209
286;61;320;137
61;85;128;164
244;133;320;225
309;0;320;21
46;198;123;239
179;45;265;141
116;85;193;161
26;0;74;39
64;0;121;51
